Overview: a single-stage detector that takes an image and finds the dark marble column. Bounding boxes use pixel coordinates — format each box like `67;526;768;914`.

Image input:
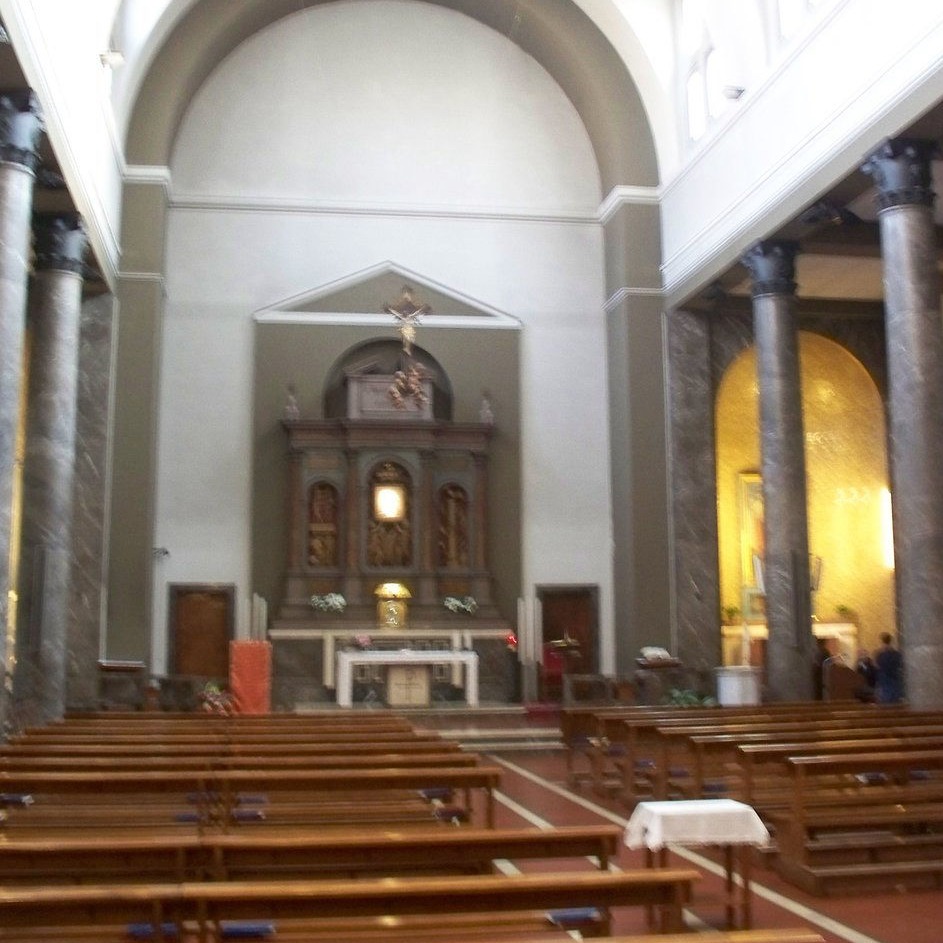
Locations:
665;308;720;684
68;292;116;710
14;213;87;724
742;241;814;701
0;90;43;730
862;139;943;709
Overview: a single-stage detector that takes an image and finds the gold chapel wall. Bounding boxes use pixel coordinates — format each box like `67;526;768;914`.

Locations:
715;333;895;650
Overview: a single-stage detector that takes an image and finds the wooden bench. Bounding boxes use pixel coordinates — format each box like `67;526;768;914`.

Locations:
0;824;623;883
0;738;463;759
568;702;919;798
735;732;943;808
0;750;479;773
0;868;702;938
560;703;826;789
8;729;447;747
767;749;943;894
616;708;943;802
652;720;943;803
447;932;824;943
0;765;502;829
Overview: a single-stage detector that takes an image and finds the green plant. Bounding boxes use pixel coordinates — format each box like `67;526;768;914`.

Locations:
722;605;740;623
666;688;718;707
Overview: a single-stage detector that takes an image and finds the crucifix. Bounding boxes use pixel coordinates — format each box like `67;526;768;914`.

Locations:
384;285;430;356
384;286;432;409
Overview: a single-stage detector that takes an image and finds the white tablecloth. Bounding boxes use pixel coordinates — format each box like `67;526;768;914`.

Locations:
625;799;770;851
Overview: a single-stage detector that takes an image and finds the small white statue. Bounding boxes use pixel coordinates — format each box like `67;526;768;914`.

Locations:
283;384;300;421
479;392;495;425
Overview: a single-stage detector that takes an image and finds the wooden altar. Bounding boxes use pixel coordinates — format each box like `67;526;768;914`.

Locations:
268;369;514;707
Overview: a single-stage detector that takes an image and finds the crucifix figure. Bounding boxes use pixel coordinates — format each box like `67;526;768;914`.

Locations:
384;285;430;356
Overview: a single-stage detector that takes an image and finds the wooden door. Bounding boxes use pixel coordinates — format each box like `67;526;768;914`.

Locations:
169;584;234;679
539;585;599;677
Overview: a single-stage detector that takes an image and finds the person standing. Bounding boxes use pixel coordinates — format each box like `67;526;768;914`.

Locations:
874;632;904;704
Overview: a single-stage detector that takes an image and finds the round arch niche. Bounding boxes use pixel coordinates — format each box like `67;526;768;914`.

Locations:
322;339;453;421
715;332;895;653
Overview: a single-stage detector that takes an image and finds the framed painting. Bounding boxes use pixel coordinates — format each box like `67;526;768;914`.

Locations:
738;472;766;620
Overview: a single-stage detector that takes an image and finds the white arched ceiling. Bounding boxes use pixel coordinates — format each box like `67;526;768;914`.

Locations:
119;0;664;192
170;2;601;211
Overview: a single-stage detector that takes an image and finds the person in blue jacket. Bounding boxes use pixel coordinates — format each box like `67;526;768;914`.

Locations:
873;632;904;704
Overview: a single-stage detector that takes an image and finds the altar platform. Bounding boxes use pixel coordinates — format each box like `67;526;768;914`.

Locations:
267;621;516;710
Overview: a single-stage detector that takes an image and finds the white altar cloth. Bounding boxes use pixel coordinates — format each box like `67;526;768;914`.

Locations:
335;649;479;708
625;799;770;851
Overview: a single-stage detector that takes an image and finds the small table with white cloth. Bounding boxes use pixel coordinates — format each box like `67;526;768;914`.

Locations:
625;798;770;929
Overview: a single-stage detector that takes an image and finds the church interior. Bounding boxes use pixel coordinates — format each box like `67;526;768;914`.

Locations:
0;1;941;940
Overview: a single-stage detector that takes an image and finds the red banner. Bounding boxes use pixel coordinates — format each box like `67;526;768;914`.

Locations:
229;640;272;714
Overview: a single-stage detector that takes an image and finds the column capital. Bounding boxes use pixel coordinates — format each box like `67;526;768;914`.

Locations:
862;138;939;210
33;212;87;275
0;89;43;170
741;240;799;298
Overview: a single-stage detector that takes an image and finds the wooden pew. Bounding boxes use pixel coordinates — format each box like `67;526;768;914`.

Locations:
44;710;413;729
0;824;623;883
481;933;824;943
567;702;918;797
0;751;479;773
0;868;703;938
735;732;943;807
189;921;826;943
0;765;502;828
8;729;446;747
768;748;943;894
0;738;462;759
649;718;943;803
60;710;414;723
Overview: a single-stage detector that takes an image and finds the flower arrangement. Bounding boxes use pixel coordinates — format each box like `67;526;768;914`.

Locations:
353;634;372;650
200;682;234;715
310;592;347;613
443;595;478;615
505;632;518;653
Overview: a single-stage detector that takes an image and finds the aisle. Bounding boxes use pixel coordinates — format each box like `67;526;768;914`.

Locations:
485;749;940;943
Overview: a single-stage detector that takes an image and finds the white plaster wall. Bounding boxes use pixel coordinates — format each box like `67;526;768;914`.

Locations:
153;1;613;671
661;0;943;303
170;2;601;210
0;0;125;284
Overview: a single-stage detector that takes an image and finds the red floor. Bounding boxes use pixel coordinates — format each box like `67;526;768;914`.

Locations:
481;747;941;943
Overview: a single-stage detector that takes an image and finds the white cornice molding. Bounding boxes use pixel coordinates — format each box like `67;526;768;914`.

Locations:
604;286;664;313
167;192;600;226
597;185;661;225
161;187;669;228
118;270;164;282
255;311;520;330
124;164;173;190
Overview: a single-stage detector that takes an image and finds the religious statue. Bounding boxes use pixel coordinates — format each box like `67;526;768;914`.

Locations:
283;383;301;420
383;285;430;356
479;391;495;425
384;286;432;410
